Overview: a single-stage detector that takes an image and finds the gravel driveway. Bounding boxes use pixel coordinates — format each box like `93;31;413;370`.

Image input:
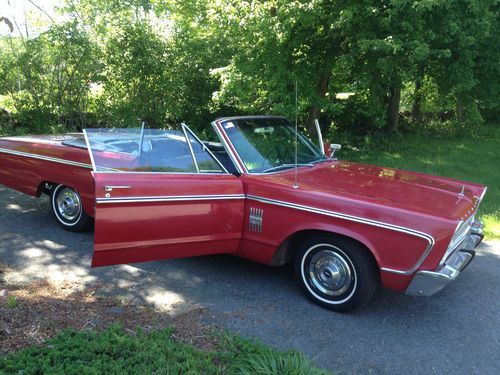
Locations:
1;185;499;374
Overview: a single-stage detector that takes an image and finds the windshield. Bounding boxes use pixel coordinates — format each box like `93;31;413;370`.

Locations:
220;117;326;173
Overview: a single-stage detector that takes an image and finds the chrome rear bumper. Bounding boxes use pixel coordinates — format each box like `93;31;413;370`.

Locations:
405;220;484;296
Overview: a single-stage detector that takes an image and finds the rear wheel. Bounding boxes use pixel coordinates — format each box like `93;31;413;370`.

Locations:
295;234;379;312
51;184;92;232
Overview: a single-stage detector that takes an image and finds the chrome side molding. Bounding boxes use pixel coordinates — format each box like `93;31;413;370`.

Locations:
96;194;246;204
0;147;93;169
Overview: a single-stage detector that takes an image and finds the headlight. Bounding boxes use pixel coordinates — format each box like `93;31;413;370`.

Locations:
439;216;474;267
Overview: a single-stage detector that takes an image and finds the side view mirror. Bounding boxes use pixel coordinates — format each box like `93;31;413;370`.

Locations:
315;120;341;159
329;144;341;159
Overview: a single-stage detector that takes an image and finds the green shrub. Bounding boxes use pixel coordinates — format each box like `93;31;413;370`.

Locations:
236;351;329;375
0;325;332;375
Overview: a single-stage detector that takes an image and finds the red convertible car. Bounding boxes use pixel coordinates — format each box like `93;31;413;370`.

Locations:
0;116;486;311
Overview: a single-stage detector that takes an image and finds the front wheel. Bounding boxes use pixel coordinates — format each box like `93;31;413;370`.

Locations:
51;184;92;232
295;235;379;312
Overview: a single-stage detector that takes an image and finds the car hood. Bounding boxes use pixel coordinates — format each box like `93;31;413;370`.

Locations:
276;161;485;221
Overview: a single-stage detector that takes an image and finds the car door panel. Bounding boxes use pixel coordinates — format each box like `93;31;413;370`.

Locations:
92;173;245;267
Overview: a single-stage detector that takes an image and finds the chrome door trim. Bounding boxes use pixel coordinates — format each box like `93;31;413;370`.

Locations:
0;147;93;169
96;194;246;204
92;170;231;175
246;194;435;275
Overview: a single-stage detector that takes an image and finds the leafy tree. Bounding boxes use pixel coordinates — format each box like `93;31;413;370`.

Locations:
403;0;499;126
1;0;498;135
474;2;500;121
97;22;171;127
202;0;499;132
1;21;100;131
205;0;348;134
200;1;425;132
64;0;226;130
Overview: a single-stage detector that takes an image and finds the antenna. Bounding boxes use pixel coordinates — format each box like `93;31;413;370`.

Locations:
293;81;299;189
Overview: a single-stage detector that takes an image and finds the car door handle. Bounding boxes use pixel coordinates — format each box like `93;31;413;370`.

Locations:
104;185;131;192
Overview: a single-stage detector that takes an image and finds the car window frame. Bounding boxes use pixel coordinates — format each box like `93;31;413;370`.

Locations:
83;126;230;176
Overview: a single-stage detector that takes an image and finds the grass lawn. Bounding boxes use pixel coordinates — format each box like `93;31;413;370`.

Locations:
342;123;500;239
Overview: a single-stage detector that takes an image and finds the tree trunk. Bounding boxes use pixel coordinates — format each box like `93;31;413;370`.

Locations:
306;106;320;136
305;69;331;135
456;95;464;123
387;85;401;132
411;78;423;125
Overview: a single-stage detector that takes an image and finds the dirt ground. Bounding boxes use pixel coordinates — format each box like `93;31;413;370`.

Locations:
0;263;216;355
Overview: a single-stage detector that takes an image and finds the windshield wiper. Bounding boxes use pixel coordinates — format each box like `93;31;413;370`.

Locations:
310;157;329;164
262;163;314;173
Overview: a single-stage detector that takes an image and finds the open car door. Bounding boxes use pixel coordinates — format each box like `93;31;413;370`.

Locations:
85;125;244;267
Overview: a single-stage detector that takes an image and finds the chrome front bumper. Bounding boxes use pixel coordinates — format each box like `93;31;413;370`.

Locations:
405;220;484;296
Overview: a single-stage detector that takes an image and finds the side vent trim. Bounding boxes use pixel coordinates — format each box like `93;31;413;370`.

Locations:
249;207;263;233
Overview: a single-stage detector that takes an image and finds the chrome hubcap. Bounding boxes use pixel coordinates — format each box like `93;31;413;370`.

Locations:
56;188;81;221
309;249;353;296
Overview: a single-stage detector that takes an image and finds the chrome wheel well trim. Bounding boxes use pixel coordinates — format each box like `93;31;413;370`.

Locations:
0;147;92;169
246;195;435;276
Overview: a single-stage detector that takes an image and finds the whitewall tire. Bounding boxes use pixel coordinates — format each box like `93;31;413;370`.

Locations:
295;234;379;312
51;184;92;232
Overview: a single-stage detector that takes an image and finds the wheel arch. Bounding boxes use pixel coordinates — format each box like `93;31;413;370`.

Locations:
37;180;55;196
271;228;381;273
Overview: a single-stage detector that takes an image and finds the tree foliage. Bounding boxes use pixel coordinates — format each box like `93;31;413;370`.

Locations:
0;0;498;135
1;21;100;130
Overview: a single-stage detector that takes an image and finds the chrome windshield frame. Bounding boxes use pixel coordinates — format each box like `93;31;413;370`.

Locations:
211;120;246;174
211;116;327;175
